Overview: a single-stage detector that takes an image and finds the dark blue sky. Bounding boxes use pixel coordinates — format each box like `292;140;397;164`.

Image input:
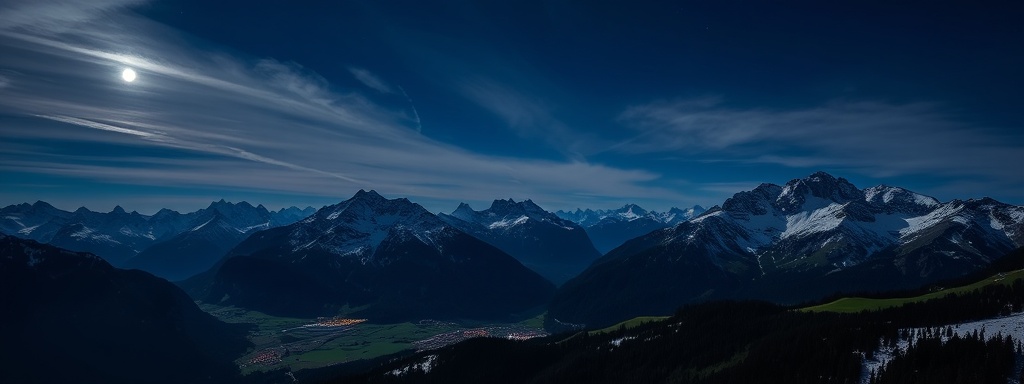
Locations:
1;0;1021;213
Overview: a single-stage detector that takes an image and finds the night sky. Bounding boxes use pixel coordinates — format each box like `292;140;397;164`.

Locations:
1;1;1021;214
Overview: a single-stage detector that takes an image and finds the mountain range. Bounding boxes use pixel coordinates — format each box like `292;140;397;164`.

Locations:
5;172;1022;332
0;200;314;280
557;204;706;253
549;172;1024;328
439;199;601;284
4;171;1024;382
185;190;554;322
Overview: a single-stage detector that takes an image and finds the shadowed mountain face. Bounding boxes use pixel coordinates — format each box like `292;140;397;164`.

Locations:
438;199;601;285
0;234;250;384
0;200;315;280
549;172;1024;328
187;190;554;322
124;201;316;281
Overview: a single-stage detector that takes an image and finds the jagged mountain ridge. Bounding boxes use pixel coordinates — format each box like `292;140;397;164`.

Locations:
0;200;315;278
556;204;705;228
555;204;706;253
189;190;554;322
1;201;167;266
438;199;601;285
125;200;310;281
125;200;315;281
549;172;1024;328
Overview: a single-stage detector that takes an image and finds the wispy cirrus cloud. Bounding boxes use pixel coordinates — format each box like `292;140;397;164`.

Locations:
456;76;608;160
0;0;146;31
0;0;691;213
616;99;1024;186
348;67;395;94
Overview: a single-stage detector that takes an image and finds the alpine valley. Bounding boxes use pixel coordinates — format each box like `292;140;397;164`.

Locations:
3;172;1023;383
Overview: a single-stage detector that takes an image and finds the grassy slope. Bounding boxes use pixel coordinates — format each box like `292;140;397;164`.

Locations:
801;268;1024;313
589;316;671;335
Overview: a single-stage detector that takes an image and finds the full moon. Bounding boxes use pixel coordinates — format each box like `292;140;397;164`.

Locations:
121;68;137;82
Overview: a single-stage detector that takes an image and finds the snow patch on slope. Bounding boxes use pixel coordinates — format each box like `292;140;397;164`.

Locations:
119;227;156;240
70;226;120;244
781;202;845;239
240;222;270;233
861;312;1024;384
18;225;40;235
191;218;214;232
731;213;785;250
864;186;940;207
900;203;965;238
388;354;438;376
488;215;529;229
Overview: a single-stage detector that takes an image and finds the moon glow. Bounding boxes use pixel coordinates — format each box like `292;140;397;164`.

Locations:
121;68;137;82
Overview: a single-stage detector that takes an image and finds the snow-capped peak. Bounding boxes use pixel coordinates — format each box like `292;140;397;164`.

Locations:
679;172;1024;273
618;204;647;220
864;185;940;208
290;190;451;259
775;172;862;213
450;198;570;230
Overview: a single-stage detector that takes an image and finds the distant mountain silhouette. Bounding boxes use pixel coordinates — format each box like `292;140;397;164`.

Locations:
439;199;601;285
556;204;705;253
0;200;315;279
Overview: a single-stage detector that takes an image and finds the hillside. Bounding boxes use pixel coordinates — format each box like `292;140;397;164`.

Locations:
329;278;1023;384
803;268;1024;313
0;234;251;384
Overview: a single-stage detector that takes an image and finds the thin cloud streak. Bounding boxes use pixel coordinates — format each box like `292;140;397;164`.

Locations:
348;67;395;94
36;114;156;138
31;114;365;184
456;76;607;161
617;99;1024;183
397;86;422;133
0;1;689;210
0;0;146;31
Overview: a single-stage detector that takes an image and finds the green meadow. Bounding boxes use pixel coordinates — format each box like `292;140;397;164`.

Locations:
801;269;1024;313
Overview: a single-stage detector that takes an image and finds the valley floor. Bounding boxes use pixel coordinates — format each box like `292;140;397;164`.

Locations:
197;304;548;374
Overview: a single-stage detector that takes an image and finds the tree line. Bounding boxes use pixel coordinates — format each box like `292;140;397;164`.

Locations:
327;274;1024;383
